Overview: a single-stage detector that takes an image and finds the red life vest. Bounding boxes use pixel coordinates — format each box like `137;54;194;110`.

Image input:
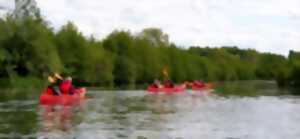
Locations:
193;80;205;88
60;80;72;94
46;87;54;95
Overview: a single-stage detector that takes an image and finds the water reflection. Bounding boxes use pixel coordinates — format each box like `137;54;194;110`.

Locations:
38;101;87;138
37;90;300;139
40;106;73;132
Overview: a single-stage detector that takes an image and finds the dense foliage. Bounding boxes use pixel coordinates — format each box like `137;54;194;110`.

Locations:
0;17;299;88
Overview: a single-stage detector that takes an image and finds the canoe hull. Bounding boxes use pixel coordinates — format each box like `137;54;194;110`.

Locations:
39;88;86;106
147;85;186;93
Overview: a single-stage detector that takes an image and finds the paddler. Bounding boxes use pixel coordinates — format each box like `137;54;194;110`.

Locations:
46;73;63;96
193;80;205;88
153;79;163;88
60;76;77;95
162;67;175;88
164;80;174;88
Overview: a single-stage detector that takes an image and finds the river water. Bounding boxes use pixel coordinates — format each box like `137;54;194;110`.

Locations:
0;81;299;139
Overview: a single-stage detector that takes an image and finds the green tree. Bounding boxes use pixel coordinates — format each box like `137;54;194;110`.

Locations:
103;31;136;87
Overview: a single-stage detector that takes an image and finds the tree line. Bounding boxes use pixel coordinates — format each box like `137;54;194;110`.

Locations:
0;16;299;88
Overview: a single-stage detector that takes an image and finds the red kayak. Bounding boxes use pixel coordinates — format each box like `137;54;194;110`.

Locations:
40;88;86;106
147;85;186;93
192;86;206;91
192;83;214;91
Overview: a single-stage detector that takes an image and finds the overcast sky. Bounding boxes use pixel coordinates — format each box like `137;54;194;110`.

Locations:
3;0;300;55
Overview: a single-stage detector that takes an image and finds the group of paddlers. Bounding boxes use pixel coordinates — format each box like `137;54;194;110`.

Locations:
150;79;212;89
46;73;78;96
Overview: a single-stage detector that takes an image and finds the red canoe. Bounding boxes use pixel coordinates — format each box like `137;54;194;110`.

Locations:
192;83;214;91
39;88;86;106
192;86;206;91
147;85;186;93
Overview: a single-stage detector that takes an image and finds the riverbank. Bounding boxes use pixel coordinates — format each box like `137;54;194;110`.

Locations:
1;80;299;102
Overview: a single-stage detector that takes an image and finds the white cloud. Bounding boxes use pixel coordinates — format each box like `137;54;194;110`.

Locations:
0;0;14;17
36;0;300;55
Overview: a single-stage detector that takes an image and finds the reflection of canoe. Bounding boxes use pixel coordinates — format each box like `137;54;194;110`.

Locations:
147;85;186;93
39;88;86;106
39;104;75;132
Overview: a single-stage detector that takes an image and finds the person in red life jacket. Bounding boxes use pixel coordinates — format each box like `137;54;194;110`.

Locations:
152;79;163;88
60;77;77;95
193;80;205;88
46;73;63;96
183;80;193;88
164;80;174;88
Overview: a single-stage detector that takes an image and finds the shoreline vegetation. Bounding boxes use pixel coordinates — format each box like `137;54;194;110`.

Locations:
0;16;300;92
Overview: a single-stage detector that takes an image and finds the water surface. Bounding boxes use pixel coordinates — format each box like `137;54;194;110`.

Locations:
0;81;299;139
